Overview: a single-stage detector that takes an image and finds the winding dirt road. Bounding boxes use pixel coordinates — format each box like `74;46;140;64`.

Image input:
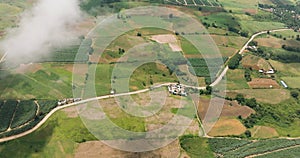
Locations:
0;28;292;143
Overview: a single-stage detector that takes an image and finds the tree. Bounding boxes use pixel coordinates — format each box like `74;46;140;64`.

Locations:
236;94;245;104
291;90;299;98
228;54;242;69
205;86;212;95
245;130;251;138
245;98;257;108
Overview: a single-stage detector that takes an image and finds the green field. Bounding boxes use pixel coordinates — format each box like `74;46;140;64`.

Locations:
0;99;57;138
0;63;73;100
229;89;290;104
281;77;300;88
226;69;249;90
218;0;258;13
179;135;214;158
0;100;18;132
0;111;96;158
10;100;37;128
256;146;300;158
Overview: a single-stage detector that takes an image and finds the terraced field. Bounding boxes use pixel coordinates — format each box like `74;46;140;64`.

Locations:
209;138;300;158
165;0;221;7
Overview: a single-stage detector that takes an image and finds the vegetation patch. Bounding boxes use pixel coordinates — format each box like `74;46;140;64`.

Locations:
250;125;279;138
228;89;290;104
226;69;249;90
208;118;247;136
179;135;214;158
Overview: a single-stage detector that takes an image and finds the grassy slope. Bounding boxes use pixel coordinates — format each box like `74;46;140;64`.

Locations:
0;111;96;158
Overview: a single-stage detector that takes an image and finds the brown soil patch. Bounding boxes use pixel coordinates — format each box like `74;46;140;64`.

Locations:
248;78;280;89
208;118;247;136
250;125;279;138
75;139;182;158
14;63;42;74
241;54;271;70
62;106;78;118
244;9;257;15
198;97;254;120
65;64;88;76
255;37;283;49
151;34;182;52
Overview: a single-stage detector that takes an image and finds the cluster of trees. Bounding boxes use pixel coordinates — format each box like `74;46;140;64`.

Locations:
228;54;242;69
235;94;258;109
282;45;300;53
199;86;213;95
244;68;251;82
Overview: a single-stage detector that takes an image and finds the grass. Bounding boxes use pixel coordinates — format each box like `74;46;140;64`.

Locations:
0;111;97;158
226;69;249;90
218;0;257;13
228;89;290;104
179;135;214;158
0;63;73;100
250;126;279;138
129;62;176;90
281;77;300;88
270;60;300;76
271;30;300;39
241;53;272;70
101;98;146;132
240;20;285;34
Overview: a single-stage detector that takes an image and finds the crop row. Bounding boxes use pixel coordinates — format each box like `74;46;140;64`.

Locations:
208;138;252;154
0;100;18;132
10;100;37;128
0;100;57;138
223;139;300;158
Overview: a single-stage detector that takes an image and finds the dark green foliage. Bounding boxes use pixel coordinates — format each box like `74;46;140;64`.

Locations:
244;68;251;82
205;86;212;95
0;100;18;132
228;54;242;69
0;100;57;138
244;130;251;138
179;135;214;158
188;57;227;78
291;90;299;98
11;100;37;128
235;94;245;104
38;100;57;115
282;45;300;53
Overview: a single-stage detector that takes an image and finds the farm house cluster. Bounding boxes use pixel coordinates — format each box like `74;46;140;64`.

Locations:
168;84;187;96
258;68;275;74
57;98;82;106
